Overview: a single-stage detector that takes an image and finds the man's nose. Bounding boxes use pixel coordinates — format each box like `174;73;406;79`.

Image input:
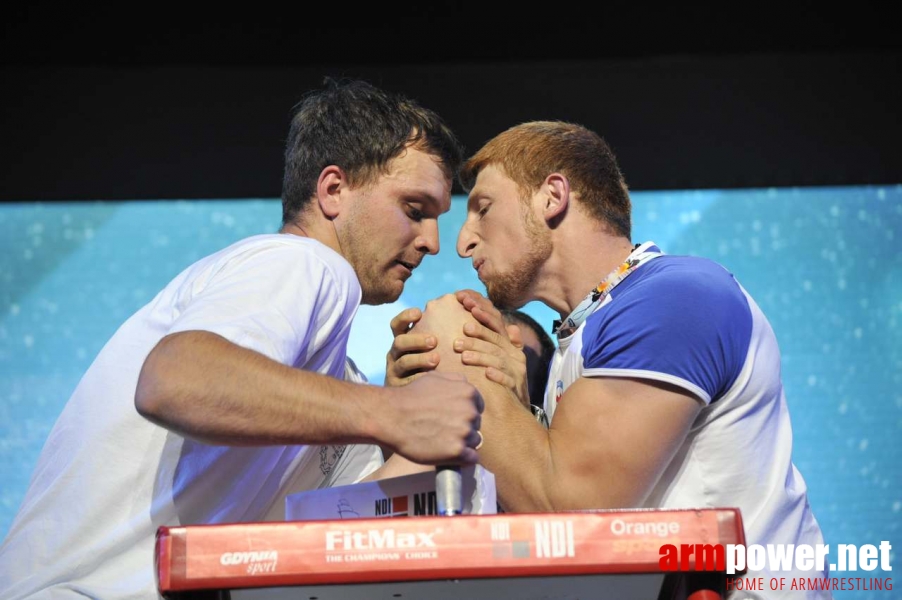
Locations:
415;220;440;255
457;221;477;258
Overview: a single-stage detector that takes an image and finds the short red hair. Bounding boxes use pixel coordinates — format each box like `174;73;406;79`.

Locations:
460;121;632;238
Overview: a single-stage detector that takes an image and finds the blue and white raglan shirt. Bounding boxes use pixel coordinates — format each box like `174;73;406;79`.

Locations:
545;242;828;597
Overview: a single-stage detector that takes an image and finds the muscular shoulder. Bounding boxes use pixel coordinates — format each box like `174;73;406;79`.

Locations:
165;234;361;365
580;255;753;403
215;234;358;290
588;255;750;331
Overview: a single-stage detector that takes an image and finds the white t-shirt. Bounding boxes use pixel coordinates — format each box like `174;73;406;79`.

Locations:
546;243;828;598
0;234;382;599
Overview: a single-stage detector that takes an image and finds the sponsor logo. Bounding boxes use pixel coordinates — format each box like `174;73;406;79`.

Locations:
374;495;408;517
219;550;278;575
660;540;894;592
611;518;680;538
374;492;440;517
326;529;438;552
413;491;438;516
535;520;575;558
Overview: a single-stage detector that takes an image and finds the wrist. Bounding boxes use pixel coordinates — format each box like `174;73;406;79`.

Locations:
355;384;396;448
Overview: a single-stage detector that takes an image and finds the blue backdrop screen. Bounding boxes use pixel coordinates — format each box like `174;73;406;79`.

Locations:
1;185;900;598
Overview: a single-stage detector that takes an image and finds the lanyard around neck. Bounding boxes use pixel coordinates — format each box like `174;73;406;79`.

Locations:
552;242;662;340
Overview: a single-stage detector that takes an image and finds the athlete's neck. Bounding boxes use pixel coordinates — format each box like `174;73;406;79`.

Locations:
532;232;636;319
280;218;343;256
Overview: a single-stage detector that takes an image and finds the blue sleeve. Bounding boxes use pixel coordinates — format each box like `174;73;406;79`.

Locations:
580;259;752;404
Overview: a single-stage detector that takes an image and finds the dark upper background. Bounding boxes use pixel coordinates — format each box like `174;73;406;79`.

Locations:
2;2;900;201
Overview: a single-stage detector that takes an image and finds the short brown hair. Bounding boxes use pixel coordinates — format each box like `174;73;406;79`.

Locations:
459;121;631;238
282;78;464;226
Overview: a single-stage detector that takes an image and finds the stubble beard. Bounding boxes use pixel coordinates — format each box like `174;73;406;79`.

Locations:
340;205;403;307
484;209;551;309
360;273;403;305
350;242;404;306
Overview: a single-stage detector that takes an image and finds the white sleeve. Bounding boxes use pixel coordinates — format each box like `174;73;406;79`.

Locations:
167;241;360;367
342;356;369;384
329;357;384;483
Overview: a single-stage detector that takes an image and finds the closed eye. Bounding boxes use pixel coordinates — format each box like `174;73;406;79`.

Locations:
407;207;425;222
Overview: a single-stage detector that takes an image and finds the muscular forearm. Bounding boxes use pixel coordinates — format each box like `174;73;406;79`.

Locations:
403;293;694;512
410;297;557;510
475;385;560;512
410;297;554;510
135;331;385;446
487;376;703;512
480;389;636;513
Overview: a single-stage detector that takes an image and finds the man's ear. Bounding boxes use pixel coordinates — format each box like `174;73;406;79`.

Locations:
542;173;570;223
315;165;347;219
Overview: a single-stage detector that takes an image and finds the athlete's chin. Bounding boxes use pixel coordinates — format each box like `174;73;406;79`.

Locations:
361;281;404;306
485;282;527;310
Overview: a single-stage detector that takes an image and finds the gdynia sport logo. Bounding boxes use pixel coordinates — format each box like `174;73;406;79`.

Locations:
659;541;893;594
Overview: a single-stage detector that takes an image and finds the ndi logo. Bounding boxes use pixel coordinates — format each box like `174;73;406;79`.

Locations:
374;492;439;517
535;520;575;558
413;491;438;516
374;495;408;517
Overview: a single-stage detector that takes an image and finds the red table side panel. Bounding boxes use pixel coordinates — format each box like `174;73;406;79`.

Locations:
156;508;745;593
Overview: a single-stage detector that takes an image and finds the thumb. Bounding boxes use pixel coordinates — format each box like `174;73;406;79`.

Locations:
506;324;524;349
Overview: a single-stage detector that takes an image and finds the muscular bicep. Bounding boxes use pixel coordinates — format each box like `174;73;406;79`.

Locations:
547;376;703;509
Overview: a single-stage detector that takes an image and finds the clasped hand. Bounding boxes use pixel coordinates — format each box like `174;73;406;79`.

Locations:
385;290;530;410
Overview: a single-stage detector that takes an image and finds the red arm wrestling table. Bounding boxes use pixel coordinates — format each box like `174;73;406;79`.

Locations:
156;508;745;600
